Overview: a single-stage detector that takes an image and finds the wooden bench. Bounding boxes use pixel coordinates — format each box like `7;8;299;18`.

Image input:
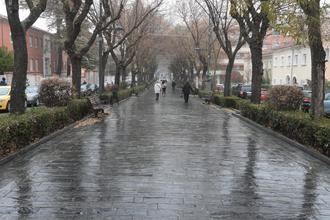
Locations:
201;92;213;104
87;95;106;117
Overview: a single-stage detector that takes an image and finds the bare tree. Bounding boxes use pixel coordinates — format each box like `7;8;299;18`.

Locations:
197;0;245;96
177;0;210;85
5;0;48;113
101;0;163;87
61;0;124;97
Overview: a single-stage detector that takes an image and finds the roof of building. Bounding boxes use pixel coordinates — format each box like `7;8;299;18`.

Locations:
0;14;53;36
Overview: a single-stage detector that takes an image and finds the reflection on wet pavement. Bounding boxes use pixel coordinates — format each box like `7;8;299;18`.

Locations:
0;89;330;219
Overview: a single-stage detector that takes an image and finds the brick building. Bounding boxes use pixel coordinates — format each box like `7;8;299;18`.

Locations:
0;15;70;86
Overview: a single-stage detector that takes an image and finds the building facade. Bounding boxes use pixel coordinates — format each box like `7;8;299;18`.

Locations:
0;15;70;86
266;45;330;86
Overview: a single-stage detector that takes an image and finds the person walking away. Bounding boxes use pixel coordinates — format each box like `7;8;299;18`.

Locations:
182;81;194;103
161;80;167;97
0;77;7;86
154;81;161;101
172;81;176;91
111;84;119;105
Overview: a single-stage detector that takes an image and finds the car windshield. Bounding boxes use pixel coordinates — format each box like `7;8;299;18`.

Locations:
303;91;312;98
0;87;10;96
26;86;38;93
242;86;251;92
326;93;330;100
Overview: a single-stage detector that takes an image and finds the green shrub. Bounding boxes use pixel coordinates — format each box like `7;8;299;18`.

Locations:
66;99;92;121
0;100;92;158
213;95;242;109
39;78;71;107
268;85;303;111
100;85;147;104
239;101;330;156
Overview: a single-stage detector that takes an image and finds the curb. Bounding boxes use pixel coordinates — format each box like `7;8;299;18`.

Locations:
231;112;330;166
0;116;91;166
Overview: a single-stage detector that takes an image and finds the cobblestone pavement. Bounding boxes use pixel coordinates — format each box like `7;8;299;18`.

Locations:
1;89;330;220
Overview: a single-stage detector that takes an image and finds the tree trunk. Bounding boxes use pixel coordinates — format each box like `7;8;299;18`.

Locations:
224;58;235;97
249;42;263;104
99;52;109;93
306;1;325;119
70;55;82;98
67;56;71;76
55;17;63;76
132;71;136;85
56;46;63;75
6;0;27;113
115;65;121;86
121;66;126;83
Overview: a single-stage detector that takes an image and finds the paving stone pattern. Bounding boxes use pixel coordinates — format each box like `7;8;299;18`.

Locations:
0;89;330;219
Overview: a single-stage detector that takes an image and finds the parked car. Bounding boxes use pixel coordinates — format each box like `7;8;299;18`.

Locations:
81;83;98;96
0;86;11;111
239;85;252;99
325;93;330;116
25;86;39;106
260;88;269;101
301;90;312;112
0;86;27;111
216;84;224;92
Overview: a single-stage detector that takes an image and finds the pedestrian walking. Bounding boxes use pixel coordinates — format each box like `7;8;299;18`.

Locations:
0;77;7;86
154;80;161;101
172;81;176;91
182;81;194;103
161;80;167;97
111;84;119;105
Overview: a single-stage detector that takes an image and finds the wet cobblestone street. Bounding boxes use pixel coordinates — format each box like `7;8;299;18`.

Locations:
0;89;330;219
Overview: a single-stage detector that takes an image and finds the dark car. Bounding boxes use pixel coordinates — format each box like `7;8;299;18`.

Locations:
238;85;252;99
301;90;312;112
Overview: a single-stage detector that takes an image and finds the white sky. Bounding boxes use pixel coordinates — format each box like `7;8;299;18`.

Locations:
0;0;178;32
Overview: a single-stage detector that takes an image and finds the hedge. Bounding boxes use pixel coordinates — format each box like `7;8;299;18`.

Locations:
100;84;147;103
209;94;330;156
0;99;91;158
239;102;330;156
213;95;243;109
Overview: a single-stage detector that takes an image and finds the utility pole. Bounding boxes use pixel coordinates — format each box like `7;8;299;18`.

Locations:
98;1;104;92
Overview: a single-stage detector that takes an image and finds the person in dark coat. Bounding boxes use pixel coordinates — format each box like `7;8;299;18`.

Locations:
182;81;194;103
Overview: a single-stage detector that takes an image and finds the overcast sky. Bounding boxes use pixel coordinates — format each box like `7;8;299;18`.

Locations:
0;0;178;32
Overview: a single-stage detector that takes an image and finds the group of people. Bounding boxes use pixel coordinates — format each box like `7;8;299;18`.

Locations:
154;80;194;103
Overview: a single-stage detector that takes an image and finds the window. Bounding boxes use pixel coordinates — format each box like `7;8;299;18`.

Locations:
281;56;284;67
29;36;33;47
294;54;298;65
302;54;307;65
286;75;290;84
293;76;297;85
35;60;38;72
35;37;38;48
288;56;291;66
274;57;278;67
30;59;34;71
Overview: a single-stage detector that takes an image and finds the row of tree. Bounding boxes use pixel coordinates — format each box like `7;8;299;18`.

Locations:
169;0;327;119
5;0;163;114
